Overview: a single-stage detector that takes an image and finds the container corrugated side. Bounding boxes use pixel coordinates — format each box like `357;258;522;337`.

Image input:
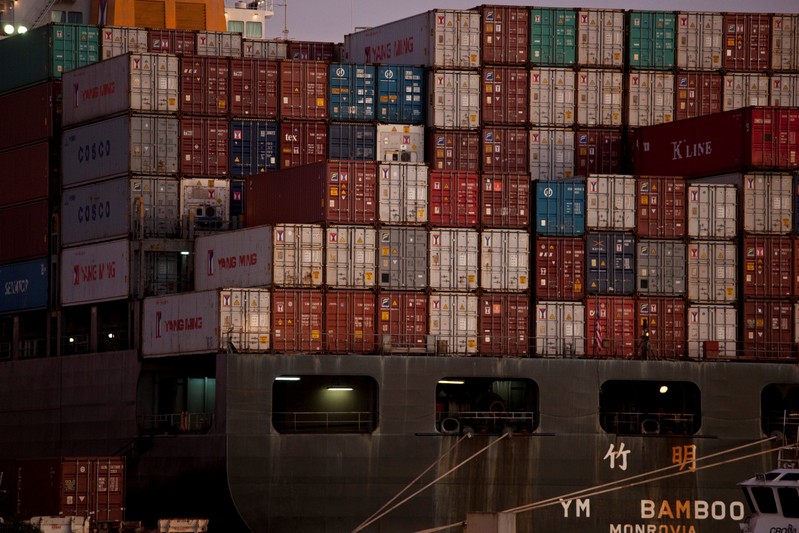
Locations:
328;123;377;161
529;68;575;126
723;73;770;112
148;29;196;55
273;224;324;288
742;236;792;298
0;201;49;265
535;237;585;300
575;128;624;176
772;14;799;72
179;117;229;177
429;292;478;355
687;184;737;239
636;297;687;359
676;12;723;70
627;11;676;70
0;81;61;151
535;301;585;356
0;258;48;313
480;6;529;65
743;300;794;359
586;233;636;295
375;124;424;163
378;227;428;290
271;288;323;353
636;240;686;295
377;291;428;352
576;69;623;127
770;75;799;107
535;179;586;236
378;163;428;224
586;296;636;358
60;239;130;306
481;126;529;174
196;30;242;57
627;71;675;127
279;60;329;120
194;225;274;291
0;143;53;208
429;229;479;291
479;293;529;356
636;176;686;238
529;128;575;180
427;70;480;129
428;171;479;227
687;304;737;358
279;120;327;168
586;174;636;231
576;9;625;67
376;65;424;124
59;457;126;522
243;38;288;59
481;66;528;125
426;130;480;172
326;225;377;288
324;290;377;354
723;14;771;72
481;173;530;228
230;58;279;118
229;119;278;176
687;241;737;303
481;229;529;291
675;72;722;120
329;63;376;122
530;8;577;66
101;26;149;59
287;41;336;61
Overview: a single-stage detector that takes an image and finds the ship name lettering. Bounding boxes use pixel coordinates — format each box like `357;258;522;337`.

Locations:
81;82;116;101
164;317;203;332
671;140;711;161
640;500;745;521
4;279;28;295
610;525;696;533
560;497;590;517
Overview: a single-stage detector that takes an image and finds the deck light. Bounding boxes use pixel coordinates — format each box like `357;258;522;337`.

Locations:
438;380;465;385
659;385;669;394
327;386;353;391
275;376;300;381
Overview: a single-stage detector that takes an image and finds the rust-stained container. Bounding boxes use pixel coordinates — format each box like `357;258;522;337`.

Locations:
279;120;328;168
635;297;687;360
0;201;49;265
687;304;737;358
101;26;149;59
230;58;279;118
427;130;480;172
636;239;687;296
273;224;324;288
675;72;722;121
148;29;195;55
772;14;799;72
0;143;54;208
428;171;479;227
575;128;624;177
577;9;625;67
429;292;478;355
576;69;623;127
586;296;636;358
535;301;585;356
586;174;636;231
534;237;585;301
530;128;575;180
480;5;529;65
742;236;793;298
481;229;529;291
722;13;771;72
479;293;529;356
378;163;428;224
279;60;329;120
180;56;229;116
481;126;528;174
377;291;428;353
771;74;799;107
271;288;323;353
481;66;528;125
245;160;377;226
743;300;794;359
723;73;770;112
324;289;376;354
529;68;576;126
687;184;737;239
429;228;479;291
0;81;60;151
243;38;288;59
179;117;228;177
427;70;481;129
481;173;530;228
326;225;377;288
195;30;243;57
738;172;793;234
287;40;336;61
676;12;723;70
687;241;737;303
627;71;674;127
636;176;686;238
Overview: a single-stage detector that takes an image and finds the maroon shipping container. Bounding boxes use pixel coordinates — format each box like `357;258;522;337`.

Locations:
0;81;60;151
287;40;336;61
245;160;377;226
279;120;328;168
325;290;376;354
481;173;530;228
481;67;529;125
230;58;279;118
0;200;49;265
534;237;585;300
481;126;528;173
180;56;230;116
428;171;480;227
377;291;428;352
279;60;329;120
148;29;196;55
586;296;636;358
575;128;624;177
675;72;722;121
632;107;799;178
0;142;54;208
271;288;323;353
636;176;686;238
427;130;481;172
742;300;794;359
723;14;771;72
179;117;229;177
479;292;529;356
480;5;529;65
742;236;793;298
635;296;687;360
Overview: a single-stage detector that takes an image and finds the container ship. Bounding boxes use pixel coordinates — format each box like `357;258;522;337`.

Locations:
2;1;799;531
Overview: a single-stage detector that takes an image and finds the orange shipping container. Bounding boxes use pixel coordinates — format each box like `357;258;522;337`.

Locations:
586;296;636;358
325;290;376;354
479;293;529;356
635;297;687;360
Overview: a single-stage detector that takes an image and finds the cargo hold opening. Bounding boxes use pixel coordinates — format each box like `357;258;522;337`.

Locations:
761;384;799;442
600;380;701;436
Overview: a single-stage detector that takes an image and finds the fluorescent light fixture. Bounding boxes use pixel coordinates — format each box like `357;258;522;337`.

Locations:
275;376;300;381
327;386;353;391
659;385;669;394
180;251;190;256
438;380;465;385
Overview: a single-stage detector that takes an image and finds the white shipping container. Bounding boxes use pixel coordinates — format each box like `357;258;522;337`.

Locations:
378;162;428;224
637;240;687;295
577;9;625;67
101;26;149;59
427;70;480;129
687;241;737;303
627;71;675;127
529;68;576;126
429;292;478;355
586;174;636;230
429;229;479;291
687;304;737;358
576;69;623;127
676;12;723;70
180;179;230;234
62;114;179;187
61;239;130;306
535;301;586;356
375;124;425;163
723;73;770;112
326;225;377;288
529;128;575;180
687;184;737;239
273;224;324;287
795;303;799;344
770;74;799;106
243;39;288;59
142;288;271;357
742;173;793;234
772;14;799;72
63;53;180;127
196;31;243;57
194;225;274;291
481;229;529;291
344;10;481;69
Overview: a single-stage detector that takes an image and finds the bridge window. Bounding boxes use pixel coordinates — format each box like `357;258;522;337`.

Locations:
600;380;701;436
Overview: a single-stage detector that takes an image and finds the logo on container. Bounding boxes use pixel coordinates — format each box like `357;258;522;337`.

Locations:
207;250;215;276
155;311;162;338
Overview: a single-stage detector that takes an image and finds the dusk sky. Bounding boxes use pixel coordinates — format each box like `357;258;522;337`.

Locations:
264;0;799;43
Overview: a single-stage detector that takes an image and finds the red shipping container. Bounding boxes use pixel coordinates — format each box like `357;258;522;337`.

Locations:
245;160;377;226
179;117;229;177
481;67;529;125
534;237;585;300
0;200;49;265
675;72;722;121
742;236;793;298
479;292;529;356
480;5;529;65
635;297;687;360
575;128;623;177
632;107;799;178
428;171;480;227
377;291;428;352
180;56;230;116
427;130;481;172
148;29;196;55
0;142;53;208
325;290;376;354
636;176;686;238
230;58;279;118
0;81;60;151
279;60;329;120
271;288;323;353
482;126;528;173
723;14;771;72
742;300;794;359
287;40;336;61
279;120;328;168
586;296;636;358
481;173;530;228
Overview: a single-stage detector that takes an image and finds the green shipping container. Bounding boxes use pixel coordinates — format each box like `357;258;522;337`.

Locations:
627;11;676;69
0;23;100;95
530;8;577;66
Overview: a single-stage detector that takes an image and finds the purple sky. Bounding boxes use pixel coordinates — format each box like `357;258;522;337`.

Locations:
266;0;799;43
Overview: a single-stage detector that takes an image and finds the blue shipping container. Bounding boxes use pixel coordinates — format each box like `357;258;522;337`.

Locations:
329;63;376;121
328;123;377;160
376;65;425;124
535;180;586;236
230;179;245;218
0;258;49;314
586;232;636;295
229;119;279;177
